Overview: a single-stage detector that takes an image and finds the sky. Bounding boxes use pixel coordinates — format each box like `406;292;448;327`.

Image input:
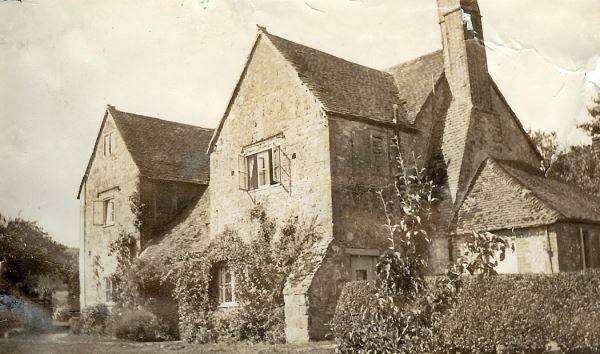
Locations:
0;0;599;247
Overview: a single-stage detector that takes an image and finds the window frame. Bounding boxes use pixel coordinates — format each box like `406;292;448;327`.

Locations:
103;198;115;227
239;147;281;191
217;264;237;307
103;131;115;156
104;277;113;303
348;251;380;281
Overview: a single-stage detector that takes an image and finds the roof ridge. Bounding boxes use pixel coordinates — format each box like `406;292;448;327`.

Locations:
264;32;388;75
385;49;444;72
497;158;600;207
109;106;214;131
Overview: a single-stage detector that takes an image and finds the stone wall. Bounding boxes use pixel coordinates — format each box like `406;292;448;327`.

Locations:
80;113;140;308
80;112;206;309
450;226;558;274
449;223;600;275
329;117;396;251
208;35;334;342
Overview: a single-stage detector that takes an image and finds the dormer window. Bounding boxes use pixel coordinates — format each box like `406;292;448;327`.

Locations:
103;131;115;156
462;10;474;32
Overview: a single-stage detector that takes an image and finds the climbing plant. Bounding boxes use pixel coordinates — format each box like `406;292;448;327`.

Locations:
169;206;319;344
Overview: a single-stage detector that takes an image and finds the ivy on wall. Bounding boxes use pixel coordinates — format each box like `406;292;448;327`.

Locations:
169;205;320;343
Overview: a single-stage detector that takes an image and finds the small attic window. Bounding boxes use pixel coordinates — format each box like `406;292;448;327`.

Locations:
103;131;115;156
462;10;474;32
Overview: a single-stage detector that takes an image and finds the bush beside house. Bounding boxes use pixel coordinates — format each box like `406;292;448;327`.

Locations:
334;271;600;353
431;271;600;353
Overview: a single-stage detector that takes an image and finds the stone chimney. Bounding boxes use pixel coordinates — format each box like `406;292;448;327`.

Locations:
436;0;502;204
437;0;492;110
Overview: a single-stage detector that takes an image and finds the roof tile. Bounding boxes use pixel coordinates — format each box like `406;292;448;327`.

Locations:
109;107;213;184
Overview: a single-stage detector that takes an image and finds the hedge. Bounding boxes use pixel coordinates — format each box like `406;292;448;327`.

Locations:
432;271;600;353
331;281;377;340
333;272;600;353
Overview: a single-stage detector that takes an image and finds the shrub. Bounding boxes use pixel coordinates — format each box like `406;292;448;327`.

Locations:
331;281;377;339
112;309;172;342
52;305;72;322
80;303;110;334
0;306;23;336
430;271;600;353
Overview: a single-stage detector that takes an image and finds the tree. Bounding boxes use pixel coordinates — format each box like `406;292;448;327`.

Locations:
528;95;600;198
528;130;562;177
578;93;600;137
0;213;74;301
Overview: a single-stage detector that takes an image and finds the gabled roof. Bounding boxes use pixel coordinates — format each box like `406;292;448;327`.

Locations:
78;106;213;198
208;28;424;152
109;107;213;184
265;32;404;124
497;159;600;224
386;50;445;122
456;158;600;233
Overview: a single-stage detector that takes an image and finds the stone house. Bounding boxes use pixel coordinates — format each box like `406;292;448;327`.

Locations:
79;0;600;343
77;105;213;308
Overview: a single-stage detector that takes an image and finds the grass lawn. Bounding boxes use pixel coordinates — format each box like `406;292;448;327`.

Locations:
0;334;336;354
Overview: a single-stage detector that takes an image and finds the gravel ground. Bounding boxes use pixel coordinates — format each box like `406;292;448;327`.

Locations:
0;334;336;354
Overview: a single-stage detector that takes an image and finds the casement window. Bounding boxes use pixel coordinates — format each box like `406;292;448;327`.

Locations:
104;277;113;303
239;146;284;191
93;198;116;226
350;255;378;281
217;265;236;306
103;132;115;156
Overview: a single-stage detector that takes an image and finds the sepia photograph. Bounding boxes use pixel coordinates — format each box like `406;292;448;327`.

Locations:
1;0;600;352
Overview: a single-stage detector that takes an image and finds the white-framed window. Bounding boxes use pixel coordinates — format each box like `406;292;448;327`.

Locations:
217;264;236;306
104;277;113;303
103;131;115;156
239;147;282;191
93;198;116;226
350;255;378;281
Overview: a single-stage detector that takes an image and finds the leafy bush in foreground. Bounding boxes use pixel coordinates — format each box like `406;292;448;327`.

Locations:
431;271;600;353
112;308;172;342
80;303;110;334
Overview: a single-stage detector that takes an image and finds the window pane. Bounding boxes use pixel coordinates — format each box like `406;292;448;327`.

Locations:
105;200;115;225
224;287;232;303
247;155;258;190
355;269;368;281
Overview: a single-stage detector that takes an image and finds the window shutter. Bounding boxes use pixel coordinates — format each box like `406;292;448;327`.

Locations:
238;155;248;191
93;201;104;225
280;150;292;192
272;146;281;183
